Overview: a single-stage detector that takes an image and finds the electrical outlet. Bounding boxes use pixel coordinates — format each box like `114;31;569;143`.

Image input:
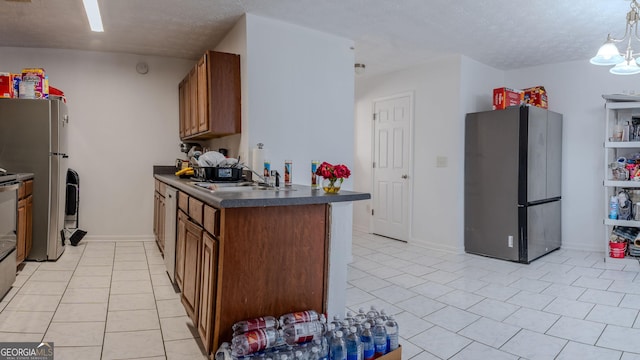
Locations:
508;235;513;248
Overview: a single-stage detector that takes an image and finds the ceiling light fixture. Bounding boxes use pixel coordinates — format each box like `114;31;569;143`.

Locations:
82;0;104;32
354;63;366;75
591;0;640;75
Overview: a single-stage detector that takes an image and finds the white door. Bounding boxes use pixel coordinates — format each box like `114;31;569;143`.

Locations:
372;94;412;241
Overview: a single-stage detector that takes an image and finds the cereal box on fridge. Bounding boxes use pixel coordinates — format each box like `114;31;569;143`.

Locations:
0;73;12;98
21;68;47;99
493;87;522;110
523;86;548;109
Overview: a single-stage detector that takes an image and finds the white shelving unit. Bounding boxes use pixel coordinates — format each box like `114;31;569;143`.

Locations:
604;100;640;260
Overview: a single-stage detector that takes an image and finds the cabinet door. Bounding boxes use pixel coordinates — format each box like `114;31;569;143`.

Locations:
189;67;198;136
181;218;203;325
16;198;26;264
183;76;192;137
197;55;209;133
179;78;187;139
158;195;165;253
176;211;187;291
153;192;158;237
198;231;217;353
25;195;33;258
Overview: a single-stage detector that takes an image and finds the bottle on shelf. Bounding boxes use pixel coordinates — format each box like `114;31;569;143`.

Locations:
610;195;619;219
372;319;388;356
360;323;375;360
384;315;399;352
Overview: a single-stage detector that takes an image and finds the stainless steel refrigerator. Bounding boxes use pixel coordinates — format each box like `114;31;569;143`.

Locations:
0;99;68;261
464;106;562;263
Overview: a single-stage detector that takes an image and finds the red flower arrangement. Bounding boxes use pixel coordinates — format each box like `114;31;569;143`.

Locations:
315;162;351;193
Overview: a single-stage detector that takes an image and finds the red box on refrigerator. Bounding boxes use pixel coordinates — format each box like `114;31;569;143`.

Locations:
493;87;522;110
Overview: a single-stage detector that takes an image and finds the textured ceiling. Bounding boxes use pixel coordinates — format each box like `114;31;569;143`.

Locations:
0;0;634;76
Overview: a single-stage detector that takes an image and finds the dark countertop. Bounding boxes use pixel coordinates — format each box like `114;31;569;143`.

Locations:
154;174;370;209
16;173;34;181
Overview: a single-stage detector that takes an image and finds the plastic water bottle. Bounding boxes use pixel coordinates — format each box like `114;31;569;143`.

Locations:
360;323;374;360
309;346;321;360
283;320;324;345
366;306;379;319
232;328;282;356
384;315;399;352
339;320;351;336
331;315;342;329
352;319;363;336
314;339;328;360
355;308;367;323
377;310;388;322
345;311;355;325
610;195;619;219
280;310;319;326
330;331;347;360
372;319;387;356
232;316;279;334
346;327;363;360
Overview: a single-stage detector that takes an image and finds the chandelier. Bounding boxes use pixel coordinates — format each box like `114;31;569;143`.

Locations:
591;0;640;75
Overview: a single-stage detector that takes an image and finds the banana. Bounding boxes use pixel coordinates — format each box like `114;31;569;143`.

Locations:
175;167;194;176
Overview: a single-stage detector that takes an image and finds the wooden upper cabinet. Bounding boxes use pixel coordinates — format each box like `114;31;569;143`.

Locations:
197;55;209;133
179;50;240;140
188;67;198;136
178;79;188;139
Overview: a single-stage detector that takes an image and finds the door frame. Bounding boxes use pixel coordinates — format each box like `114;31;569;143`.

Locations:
369;91;415;242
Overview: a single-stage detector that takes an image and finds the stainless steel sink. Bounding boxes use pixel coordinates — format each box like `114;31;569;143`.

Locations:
190;182;295;192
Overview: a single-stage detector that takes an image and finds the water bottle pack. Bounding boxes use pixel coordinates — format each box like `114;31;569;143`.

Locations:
224;306;400;360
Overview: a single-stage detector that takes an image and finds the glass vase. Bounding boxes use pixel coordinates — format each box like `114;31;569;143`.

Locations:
322;177;342;193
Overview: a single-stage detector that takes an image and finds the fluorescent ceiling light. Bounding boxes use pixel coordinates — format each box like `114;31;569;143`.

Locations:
82;0;104;32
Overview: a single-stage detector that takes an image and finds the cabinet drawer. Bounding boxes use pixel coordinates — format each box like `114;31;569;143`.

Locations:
203;205;219;236
178;192;189;213
25;180;33;197
18;182;25;199
189;197;204;225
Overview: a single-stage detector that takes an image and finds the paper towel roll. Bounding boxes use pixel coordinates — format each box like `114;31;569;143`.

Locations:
251;144;267;174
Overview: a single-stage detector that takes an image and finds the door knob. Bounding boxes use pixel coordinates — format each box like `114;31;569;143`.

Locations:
401;174;408;179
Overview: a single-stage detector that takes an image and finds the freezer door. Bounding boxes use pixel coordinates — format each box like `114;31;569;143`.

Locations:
464;108;521;261
526;107;548;203
525;200;561;262
51;101;69;155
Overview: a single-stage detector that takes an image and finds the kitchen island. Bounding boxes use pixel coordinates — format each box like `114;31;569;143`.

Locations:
153;173;369;356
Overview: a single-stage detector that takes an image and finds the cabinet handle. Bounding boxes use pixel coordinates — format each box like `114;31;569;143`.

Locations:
401;174;408;179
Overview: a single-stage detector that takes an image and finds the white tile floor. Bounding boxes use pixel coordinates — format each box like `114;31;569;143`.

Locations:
4;230;640;359
0;241;206;360
348;230;640;359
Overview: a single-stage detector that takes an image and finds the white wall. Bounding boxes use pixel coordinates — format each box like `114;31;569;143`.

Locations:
506;60;640;252
207;14;356;187
355;55;497;252
0;47;193;240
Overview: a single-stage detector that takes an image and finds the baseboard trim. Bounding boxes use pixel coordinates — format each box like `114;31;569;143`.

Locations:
81;235;155;242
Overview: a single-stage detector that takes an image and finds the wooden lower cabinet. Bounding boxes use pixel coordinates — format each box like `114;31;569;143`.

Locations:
153;190;166;254
198;231;217;353
16;198;26;263
181;216;203;325
176;210;187;291
25;195;32;257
